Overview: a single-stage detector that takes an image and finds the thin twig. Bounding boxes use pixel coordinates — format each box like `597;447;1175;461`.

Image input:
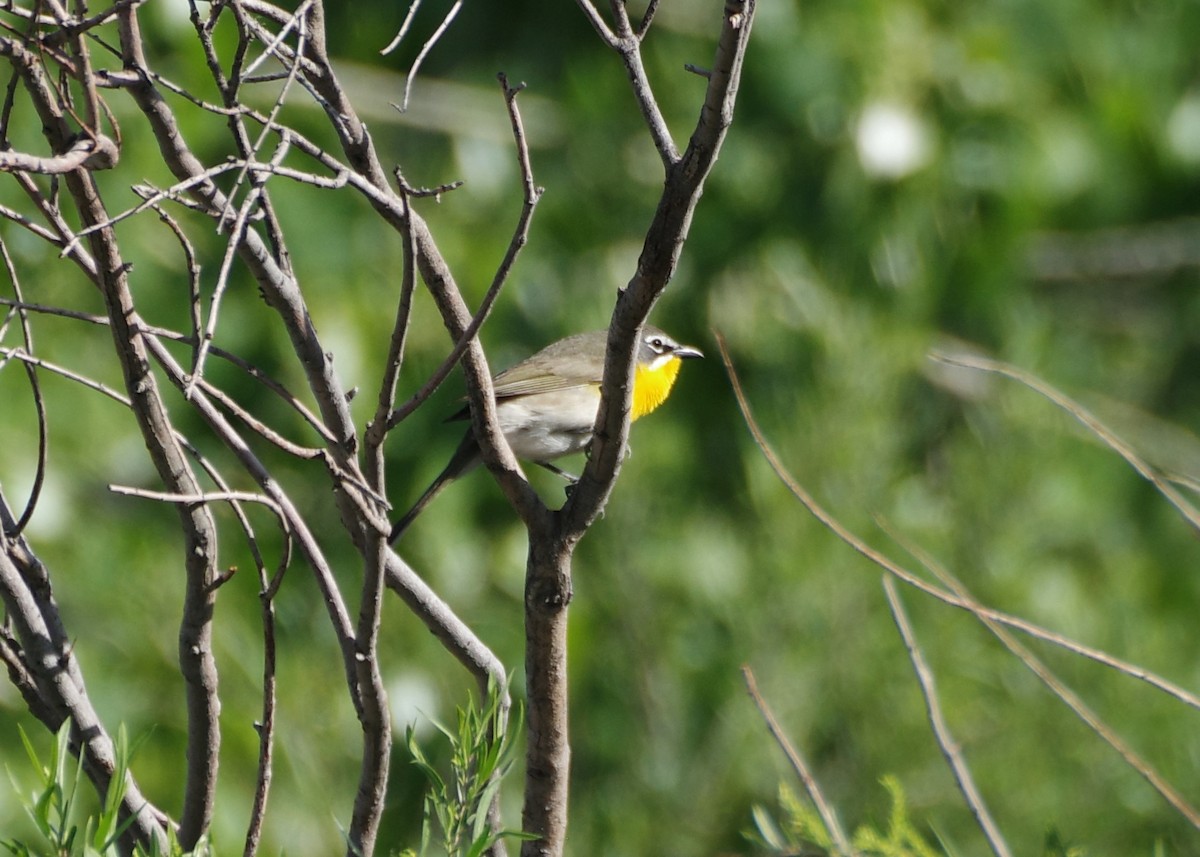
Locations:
397;0;462;111
365;187;417;482
0;238;47;537
573;0;618;46
882;579;1013;857
741;665;854;857
0;296;342;446
931;349;1200;535
719;333;1200;830
108;485;286;519
0;346;132;407
716;331;1200;712
898;537;1200;830
379;0;423;55
190;137;293;393
0;133;118;173
636;0;662;39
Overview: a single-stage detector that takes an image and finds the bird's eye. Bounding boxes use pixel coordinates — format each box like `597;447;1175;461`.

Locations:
649;336;664;351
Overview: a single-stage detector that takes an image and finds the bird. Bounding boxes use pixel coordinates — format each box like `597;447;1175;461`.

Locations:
388;325;703;542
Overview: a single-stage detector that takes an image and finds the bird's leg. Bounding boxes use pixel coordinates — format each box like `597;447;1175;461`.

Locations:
536;461;579;484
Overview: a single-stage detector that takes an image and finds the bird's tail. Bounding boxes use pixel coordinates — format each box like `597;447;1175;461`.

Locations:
388;431;480;543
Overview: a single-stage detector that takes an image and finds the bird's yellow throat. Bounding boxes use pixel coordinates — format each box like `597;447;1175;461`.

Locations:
632;356;682;421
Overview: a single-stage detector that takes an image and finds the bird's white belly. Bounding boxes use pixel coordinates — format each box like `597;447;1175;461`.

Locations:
496;388;600;462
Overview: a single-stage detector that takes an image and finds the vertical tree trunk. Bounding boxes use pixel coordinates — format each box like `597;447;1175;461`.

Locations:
521;532;575;856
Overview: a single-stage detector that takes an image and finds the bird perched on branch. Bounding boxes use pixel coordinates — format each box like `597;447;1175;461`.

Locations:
388;325;703;543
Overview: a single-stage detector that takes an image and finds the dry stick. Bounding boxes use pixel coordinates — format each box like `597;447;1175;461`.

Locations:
215;1;309;228
12;19;223;842
115;21;511;853
577;0;677;165
108;485;286;518
66;0;101;134
716;334;1200;710
245;559;279;857
0;548;174;845
717;334;1200;831
636;0;662;39
382;180;517;431
0;199;70;246
0;239;47;537
741;665;854;857
0;296;342;448
117;9;391;852
0;133;117;172
365;186;416;464
349;534;393;857
513;6;755;855
882;579;1013;857
237;0;312;82
450;74;546;520
379;0;423;55
56;161;245;258
897;534;1200;832
930;350;1200;536
1001;619;1200;827
0;346;133;408
150;203;205;376
397;0;462;111
190;136;293;392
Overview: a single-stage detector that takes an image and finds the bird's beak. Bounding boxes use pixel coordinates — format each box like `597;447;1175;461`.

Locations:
674;344;704;360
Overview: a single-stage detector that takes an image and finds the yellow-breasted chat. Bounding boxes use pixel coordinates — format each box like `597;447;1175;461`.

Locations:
388;325;703;542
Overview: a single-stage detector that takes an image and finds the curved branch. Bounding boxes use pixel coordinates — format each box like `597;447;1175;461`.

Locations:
518;6;756;852
565;0;756;541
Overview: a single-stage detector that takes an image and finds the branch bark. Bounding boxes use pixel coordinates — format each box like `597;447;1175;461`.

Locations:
519;3;756;854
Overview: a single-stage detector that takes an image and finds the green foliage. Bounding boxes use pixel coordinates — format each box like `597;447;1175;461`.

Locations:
852;778;940;857
400;682;532;857
750;777;940;857
1;723;202;857
1042;829;1087;857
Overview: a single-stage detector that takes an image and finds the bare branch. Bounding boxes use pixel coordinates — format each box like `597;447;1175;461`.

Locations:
883;579;1013;857
397;0;463;112
365;188;417;480
718;333;1200;832
516;6;755;852
716;332;1200;712
0;239;47;537
0;296;343;447
930;349;1200;536
573;0;618;46
599;0;678;165
0;133;118;173
190;137;294;392
379;0;423;56
742;665;854;857
0;534;173;850
108;485;286;518
565;0;756;540
636;0;662;39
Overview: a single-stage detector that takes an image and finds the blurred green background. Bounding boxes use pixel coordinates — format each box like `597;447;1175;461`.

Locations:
3;0;1200;853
